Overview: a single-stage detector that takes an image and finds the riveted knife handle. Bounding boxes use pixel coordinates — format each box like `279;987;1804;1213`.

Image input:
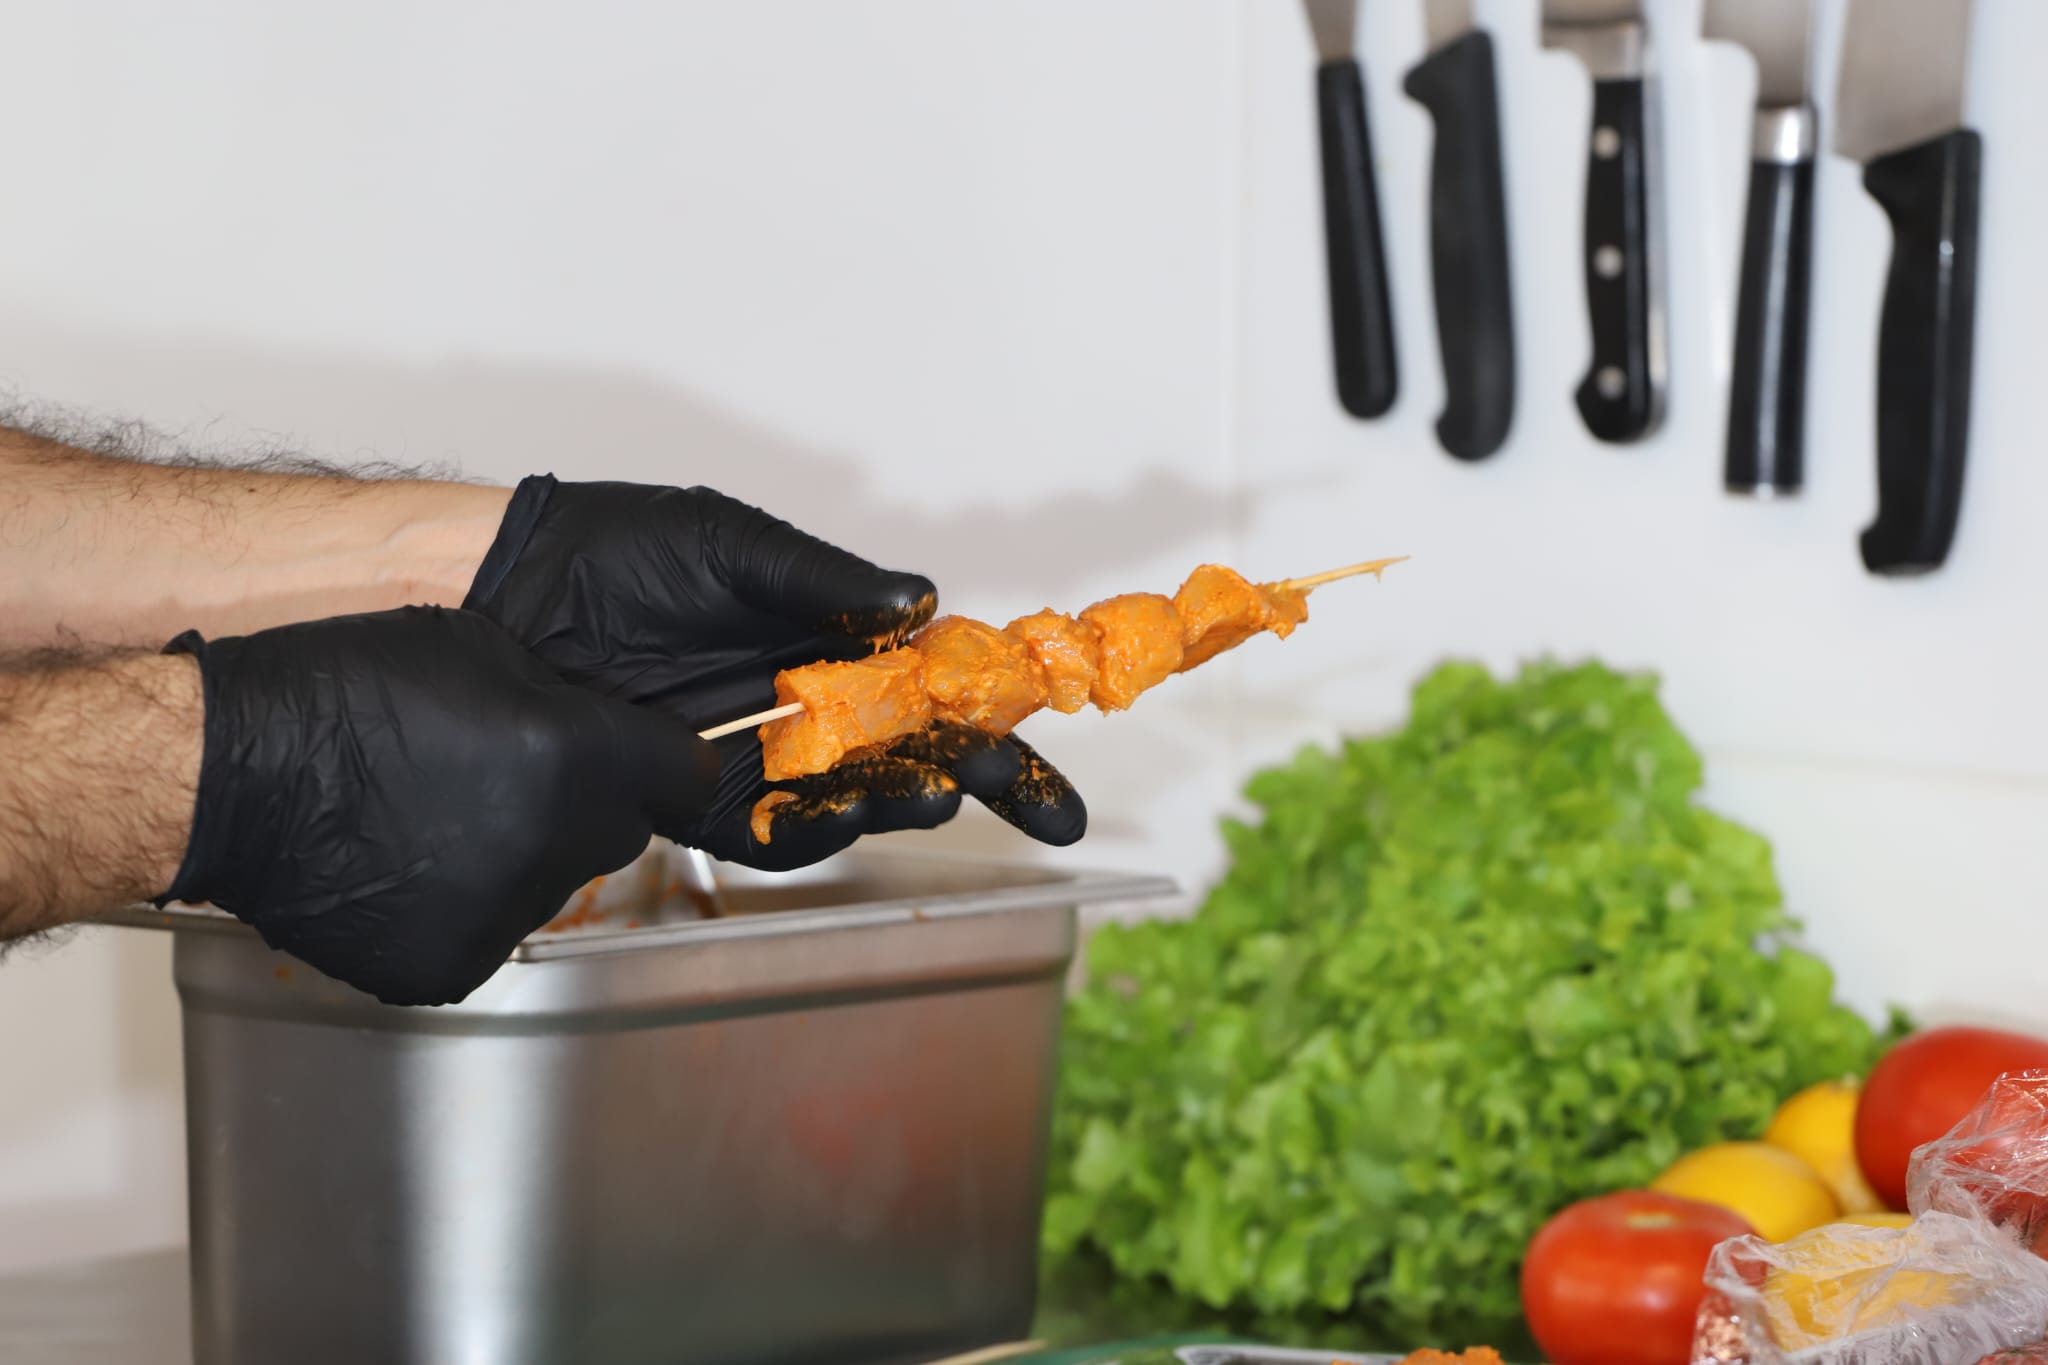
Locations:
1405;30;1516;460
1860;129;1981;574
1317;58;1398;419
1725;151;1816;494
1575;77;1659;443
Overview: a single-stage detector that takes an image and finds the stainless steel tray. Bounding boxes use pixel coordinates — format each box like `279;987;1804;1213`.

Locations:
118;845;1175;1365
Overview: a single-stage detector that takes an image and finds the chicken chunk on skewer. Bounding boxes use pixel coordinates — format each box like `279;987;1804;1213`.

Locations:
1075;592;1184;712
1173;564;1309;671
761;649;929;781
1005;609;1101;714
913;615;1048;734
755;558;1399;784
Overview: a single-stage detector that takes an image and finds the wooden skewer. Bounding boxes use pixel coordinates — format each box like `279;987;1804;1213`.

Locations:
696;701;805;741
1274;554;1409;593
700;556;1407;739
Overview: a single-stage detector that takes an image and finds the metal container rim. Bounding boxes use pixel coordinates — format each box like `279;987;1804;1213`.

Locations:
102;847;1177;962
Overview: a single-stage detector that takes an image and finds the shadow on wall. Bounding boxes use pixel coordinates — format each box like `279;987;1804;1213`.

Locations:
0;312;1281;603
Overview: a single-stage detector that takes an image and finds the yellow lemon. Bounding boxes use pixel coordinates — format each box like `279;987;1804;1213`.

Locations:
1652;1142;1842;1241
1836;1211;1914;1229
1765;1080;1887;1215
1760;1223;1968;1348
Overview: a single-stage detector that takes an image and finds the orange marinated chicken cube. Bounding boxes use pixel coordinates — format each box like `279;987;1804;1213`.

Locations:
1004;609;1101;715
759;648;930;780
1172;563;1308;671
1077;592;1184;711
913;615;1047;734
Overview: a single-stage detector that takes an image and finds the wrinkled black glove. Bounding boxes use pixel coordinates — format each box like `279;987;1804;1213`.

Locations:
462;476;1085;869
159;607;720;1006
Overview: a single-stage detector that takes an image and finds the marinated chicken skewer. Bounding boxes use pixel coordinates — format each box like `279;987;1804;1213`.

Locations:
743;557;1403;786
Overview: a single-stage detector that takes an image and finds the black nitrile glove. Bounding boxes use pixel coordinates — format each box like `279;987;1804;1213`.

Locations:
462;476;1085;869
160;607;721;1006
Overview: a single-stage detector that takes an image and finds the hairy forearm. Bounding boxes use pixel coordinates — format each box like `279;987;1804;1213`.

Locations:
0;650;202;939
0;421;511;649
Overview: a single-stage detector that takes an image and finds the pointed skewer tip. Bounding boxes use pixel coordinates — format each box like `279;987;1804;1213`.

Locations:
1274;555;1410;593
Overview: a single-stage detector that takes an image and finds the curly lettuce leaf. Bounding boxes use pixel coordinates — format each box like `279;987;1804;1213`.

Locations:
1043;660;1892;1346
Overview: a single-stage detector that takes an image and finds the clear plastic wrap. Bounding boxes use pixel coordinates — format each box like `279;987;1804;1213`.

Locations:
1691;1071;2048;1365
1690;1211;2048;1365
1911;1073;2048;1259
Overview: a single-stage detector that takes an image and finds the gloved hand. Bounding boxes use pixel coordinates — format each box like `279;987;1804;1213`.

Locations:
159;607;720;1006
462;476;1085;869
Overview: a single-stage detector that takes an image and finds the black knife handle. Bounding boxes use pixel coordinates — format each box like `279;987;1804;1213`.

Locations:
1404;30;1515;461
1575;77;1660;443
1725;152;1816;494
1317;58;1398;419
1860;129;1982;575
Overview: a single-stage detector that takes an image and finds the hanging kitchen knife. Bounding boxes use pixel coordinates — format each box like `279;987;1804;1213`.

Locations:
1704;0;1818;497
1542;0;1664;443
1835;0;1980;574
1305;0;1398;419
1404;0;1516;460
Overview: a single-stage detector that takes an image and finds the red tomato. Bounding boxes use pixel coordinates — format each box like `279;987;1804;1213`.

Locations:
1854;1026;2048;1210
1521;1190;1755;1365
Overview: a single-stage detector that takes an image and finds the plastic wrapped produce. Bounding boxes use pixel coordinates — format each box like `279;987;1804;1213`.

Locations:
1692;1071;2048;1365
1691;1212;2048;1365
1910;1073;2048;1259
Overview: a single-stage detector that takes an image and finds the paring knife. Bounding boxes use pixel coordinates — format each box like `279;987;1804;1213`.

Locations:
1704;0;1818;497
1835;0;1980;574
1305;0;1398;419
1404;0;1516;460
1542;0;1664;443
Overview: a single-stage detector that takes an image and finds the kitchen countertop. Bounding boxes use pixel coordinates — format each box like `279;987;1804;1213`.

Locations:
0;1251;1140;1365
0;1250;1383;1365
0;1252;1219;1365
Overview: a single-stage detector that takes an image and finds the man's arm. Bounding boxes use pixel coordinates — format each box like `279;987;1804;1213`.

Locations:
0;420;511;650
0;650;202;939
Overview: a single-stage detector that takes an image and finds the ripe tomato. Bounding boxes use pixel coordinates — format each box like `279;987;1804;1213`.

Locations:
1521;1190;1755;1365
1854;1026;2048;1210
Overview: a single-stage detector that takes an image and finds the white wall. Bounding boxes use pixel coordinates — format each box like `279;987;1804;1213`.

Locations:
2;0;2043;1272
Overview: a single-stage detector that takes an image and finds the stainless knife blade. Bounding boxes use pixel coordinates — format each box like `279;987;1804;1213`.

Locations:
1834;0;1974;164
1541;0;1644;79
1304;0;1359;61
1703;0;1815;107
1542;0;1641;23
1422;0;1475;53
